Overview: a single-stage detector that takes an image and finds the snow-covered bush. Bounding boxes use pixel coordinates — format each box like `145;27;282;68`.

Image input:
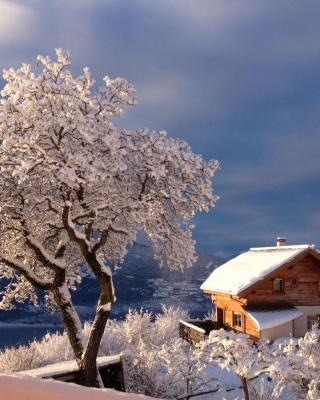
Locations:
198;329;270;400
0;331;73;373
2;312;320;399
269;325;320;400
97;305;188;357
0;344;38;374
153;305;189;347
0;306;201;398
124;338;216;398
97;306;207;398
0;307;217;398
197;325;320;400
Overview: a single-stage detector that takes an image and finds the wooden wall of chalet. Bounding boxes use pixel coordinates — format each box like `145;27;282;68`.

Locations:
214;294;260;339
246;255;320;305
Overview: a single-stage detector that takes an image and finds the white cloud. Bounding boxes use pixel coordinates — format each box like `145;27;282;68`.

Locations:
0;1;36;45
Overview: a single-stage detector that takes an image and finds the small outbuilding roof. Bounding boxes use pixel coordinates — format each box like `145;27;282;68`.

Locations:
201;244;316;296
246;306;303;330
17;355;121;379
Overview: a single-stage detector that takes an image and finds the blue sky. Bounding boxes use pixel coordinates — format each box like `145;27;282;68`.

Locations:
1;0;320;256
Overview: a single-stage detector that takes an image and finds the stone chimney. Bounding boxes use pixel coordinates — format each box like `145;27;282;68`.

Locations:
276;237;287;247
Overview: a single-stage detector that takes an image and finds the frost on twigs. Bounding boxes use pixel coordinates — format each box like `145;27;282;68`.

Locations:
196;329;272;400
0;47;219;306
0;48;218;385
269;325;320;399
1;309;319;399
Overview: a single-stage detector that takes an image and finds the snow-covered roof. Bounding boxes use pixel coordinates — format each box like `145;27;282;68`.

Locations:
246;307;303;330
18;355;121;379
201;245;314;295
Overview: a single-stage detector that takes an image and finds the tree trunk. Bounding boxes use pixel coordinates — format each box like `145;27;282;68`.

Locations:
80;279;113;387
79;358;103;388
74;251;115;387
241;377;250;400
79;303;109;387
52;272;114;388
52;285;85;361
53;284;105;387
50;226;116;389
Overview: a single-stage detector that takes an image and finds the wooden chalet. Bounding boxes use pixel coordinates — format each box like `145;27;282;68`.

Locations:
201;238;320;341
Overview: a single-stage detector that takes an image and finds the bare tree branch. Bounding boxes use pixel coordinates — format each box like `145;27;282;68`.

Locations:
0;256;54;290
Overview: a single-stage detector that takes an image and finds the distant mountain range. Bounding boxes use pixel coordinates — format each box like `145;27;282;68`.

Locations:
0;243;226;326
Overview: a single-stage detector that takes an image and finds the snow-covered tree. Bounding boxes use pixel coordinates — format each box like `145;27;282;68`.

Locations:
104;308;216;399
270;326;320;399
125;338;216;399
0;49;219;387
198;329;270;400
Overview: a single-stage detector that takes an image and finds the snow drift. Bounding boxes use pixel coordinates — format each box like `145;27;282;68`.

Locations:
0;374;153;400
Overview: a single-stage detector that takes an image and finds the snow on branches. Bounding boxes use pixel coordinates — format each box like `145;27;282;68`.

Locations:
269;326;320;399
0;49;219;387
197;326;320;400
0;307;319;399
0;48;219;279
197;329;270;400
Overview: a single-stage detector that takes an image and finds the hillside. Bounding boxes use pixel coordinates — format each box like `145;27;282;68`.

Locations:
0;243;225;326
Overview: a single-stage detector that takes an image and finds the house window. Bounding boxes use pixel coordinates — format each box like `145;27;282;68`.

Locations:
232;312;242;328
291;277;298;286
273;278;284;293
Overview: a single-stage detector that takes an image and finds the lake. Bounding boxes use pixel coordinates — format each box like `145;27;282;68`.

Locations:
0;326;63;349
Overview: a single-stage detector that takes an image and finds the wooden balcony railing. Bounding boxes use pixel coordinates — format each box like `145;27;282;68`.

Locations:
179;319;221;344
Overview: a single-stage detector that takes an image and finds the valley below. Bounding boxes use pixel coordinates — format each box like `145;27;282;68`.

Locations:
0;243;225;348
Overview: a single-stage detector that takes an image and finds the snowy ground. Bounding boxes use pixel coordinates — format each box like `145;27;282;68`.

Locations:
0;307;316;400
0;374;153;400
